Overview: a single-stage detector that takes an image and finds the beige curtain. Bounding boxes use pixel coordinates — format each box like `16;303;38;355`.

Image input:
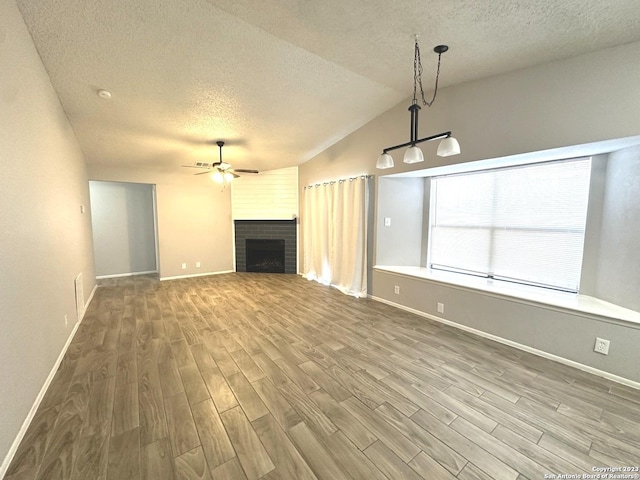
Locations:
302;177;368;297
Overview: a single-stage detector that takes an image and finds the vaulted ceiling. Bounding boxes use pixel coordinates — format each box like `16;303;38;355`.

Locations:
16;0;640;173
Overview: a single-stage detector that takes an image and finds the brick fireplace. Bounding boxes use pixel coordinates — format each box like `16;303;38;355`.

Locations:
234;220;297;274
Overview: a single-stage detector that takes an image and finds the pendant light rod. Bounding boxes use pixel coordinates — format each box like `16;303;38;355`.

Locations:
409;104;419;144
382;131;452;154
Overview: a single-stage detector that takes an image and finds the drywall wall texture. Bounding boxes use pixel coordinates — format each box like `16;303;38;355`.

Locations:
579;156;608;296
231;166;299;220
595;145;640;312
87;165;234;279
89;181;157;277
0;0;96;468
299;40;640;383
376;177;424;266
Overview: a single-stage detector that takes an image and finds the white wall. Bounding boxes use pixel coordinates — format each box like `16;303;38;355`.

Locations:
88;166;234;279
579;156;608;296
595;145;640;311
89;181;157;277
0;0;96;470
231;166;298;220
300;40;640;384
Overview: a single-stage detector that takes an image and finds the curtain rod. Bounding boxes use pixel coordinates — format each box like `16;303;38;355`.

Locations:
304;174;373;190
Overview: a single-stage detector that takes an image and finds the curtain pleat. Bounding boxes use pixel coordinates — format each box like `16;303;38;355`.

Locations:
302;177;367;297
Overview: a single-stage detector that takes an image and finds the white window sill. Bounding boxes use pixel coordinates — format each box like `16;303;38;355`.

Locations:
373;265;640;327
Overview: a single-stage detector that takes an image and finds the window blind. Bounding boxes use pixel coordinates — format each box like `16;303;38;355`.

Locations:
429;158;592;292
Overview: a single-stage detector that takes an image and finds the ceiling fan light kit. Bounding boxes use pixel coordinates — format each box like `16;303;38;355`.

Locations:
376;37;461;169
211;170;224;183
182;140;259;183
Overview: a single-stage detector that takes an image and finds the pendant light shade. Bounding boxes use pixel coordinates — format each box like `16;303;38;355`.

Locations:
403;146;424;164
376;153;394;169
437;136;461;157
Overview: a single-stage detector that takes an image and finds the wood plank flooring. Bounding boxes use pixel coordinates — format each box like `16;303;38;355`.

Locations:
6;273;640;479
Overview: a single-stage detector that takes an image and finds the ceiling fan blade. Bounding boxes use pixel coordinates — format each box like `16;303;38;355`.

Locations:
194;170;212;175
231;172;240;178
233;169;259;174
182;165;207;169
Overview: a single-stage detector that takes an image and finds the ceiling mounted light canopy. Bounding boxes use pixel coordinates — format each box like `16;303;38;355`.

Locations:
376;37;461;169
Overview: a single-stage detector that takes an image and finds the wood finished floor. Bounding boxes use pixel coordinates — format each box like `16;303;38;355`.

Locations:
6;273;640;480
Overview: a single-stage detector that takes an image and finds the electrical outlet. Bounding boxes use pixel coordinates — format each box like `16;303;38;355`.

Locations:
196;261;201;268
384;217;391;227
181;263;187;269
394;285;400;295
594;337;610;355
437;302;445;314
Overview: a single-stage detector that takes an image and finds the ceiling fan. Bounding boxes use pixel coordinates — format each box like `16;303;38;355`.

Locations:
182;141;259;182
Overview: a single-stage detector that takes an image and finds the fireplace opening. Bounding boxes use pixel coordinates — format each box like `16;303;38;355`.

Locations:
246;239;285;273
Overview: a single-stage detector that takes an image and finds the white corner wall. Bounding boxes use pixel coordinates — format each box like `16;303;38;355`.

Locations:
0;0;96;471
231;166;299;220
595;145;640;311
89;181;157;277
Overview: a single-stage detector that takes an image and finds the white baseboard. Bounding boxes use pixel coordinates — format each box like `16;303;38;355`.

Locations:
160;270;234;281
369;295;640;391
0;296;94;478
84;283;97;314
96;270;157;279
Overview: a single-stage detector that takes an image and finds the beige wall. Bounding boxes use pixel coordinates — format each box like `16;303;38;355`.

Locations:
0;0;97;469
88;166;234;279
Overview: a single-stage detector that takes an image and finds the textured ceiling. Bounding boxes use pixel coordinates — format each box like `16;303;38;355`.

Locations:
15;0;640;173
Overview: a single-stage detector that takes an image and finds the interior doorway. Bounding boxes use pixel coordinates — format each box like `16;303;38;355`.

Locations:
89;181;159;279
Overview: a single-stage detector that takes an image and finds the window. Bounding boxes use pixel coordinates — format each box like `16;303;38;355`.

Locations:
428;158;592;292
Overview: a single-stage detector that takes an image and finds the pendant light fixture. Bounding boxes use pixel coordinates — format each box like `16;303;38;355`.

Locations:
376;37;460;169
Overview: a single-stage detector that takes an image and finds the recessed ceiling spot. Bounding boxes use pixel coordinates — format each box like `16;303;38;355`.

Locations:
97;89;112;99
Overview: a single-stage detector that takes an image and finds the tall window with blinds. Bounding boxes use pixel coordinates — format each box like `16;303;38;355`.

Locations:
428;158;592;292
